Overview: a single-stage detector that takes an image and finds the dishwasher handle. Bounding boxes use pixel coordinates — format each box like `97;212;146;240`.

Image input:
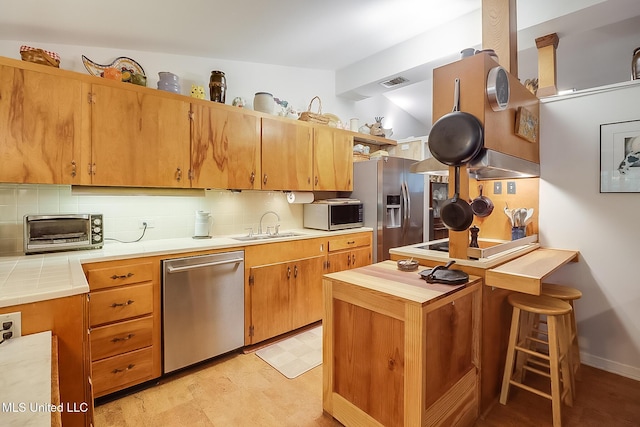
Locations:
166;257;244;273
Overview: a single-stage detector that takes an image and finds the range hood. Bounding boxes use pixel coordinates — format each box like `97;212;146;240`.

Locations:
467;149;540;180
410;149;540;180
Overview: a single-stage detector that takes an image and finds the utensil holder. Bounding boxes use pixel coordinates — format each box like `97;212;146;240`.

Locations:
511;226;526;240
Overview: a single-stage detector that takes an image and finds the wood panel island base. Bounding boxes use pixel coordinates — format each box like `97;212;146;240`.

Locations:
322;261;482;427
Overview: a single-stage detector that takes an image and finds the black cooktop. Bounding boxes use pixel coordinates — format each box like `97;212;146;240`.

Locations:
416;241;449;252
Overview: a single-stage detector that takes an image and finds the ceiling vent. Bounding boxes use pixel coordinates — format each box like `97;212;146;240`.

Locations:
379;76;409;88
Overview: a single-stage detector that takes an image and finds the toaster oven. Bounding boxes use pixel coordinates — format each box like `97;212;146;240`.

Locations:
24;214;104;254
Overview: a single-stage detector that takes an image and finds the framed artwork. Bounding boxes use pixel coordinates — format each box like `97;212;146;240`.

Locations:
600;119;640;193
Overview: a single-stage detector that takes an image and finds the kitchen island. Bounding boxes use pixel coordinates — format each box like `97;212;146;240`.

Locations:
388;240;579;416
322;261;482;427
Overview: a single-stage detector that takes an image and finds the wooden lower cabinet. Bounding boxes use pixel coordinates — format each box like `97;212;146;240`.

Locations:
249;254;325;343
326;232;372;273
0;295;91;427
245;231;373;345
323;271;481;427
83;258;162;399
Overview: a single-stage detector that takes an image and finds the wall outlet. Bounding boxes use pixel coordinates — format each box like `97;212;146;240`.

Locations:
138;219;156;229
0;312;22;340
507;181;517;194
493;182;502;194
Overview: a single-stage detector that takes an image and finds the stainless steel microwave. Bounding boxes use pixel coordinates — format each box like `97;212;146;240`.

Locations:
24;214;104;254
303;201;364;231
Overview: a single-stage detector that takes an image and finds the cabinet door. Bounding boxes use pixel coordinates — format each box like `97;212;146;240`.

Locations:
290;255;325;330
261;117;313;190
190;103;260;189
327;246;371;273
313;126;353;191
250;261;291;343
90;84;190;187
0;65;84;184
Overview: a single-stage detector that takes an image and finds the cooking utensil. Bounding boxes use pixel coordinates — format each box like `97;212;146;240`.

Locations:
440;166;474;231
471;184;494;217
524;208;534;225
428;78;484;167
504;203;514;226
419;260;469;285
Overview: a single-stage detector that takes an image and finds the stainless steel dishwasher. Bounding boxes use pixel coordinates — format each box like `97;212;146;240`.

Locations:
162;251;244;373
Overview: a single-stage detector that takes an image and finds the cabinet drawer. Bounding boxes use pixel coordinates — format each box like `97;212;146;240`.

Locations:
327;234;371;252
85;262;153;290
91;316;153;361
90;282;153;326
92;347;154;397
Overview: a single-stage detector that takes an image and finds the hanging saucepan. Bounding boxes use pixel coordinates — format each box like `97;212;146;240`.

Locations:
428;78;484;231
471;184;494;217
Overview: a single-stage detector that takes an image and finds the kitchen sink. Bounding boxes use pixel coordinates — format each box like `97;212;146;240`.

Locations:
232;232;302;242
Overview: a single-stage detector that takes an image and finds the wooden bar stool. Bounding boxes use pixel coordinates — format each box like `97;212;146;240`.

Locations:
500;293;574;427
541;282;582;378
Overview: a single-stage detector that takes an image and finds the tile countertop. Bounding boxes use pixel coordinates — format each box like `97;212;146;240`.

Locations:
0;331;52;426
0;228;372;309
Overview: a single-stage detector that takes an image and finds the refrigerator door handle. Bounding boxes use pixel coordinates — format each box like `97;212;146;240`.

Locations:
401;181;410;222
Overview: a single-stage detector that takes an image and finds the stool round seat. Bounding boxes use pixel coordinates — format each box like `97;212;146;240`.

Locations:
541;283;582;301
508;293;572;316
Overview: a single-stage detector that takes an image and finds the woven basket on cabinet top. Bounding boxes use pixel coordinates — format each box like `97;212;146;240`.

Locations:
299;96;330;125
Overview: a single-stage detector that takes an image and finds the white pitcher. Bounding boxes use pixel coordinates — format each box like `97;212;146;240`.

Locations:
194;210;212;238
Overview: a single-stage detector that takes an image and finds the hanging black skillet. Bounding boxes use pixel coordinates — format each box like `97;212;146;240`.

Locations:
428;78;484;232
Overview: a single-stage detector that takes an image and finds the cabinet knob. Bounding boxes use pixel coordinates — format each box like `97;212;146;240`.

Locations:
263;174;268;185
287;266;291;279
294;265;298;278
250;171;255;184
176;168;182;181
315;176;319;185
71;161;77;177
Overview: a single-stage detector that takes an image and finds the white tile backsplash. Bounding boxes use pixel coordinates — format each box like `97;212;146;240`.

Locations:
0;184;304;255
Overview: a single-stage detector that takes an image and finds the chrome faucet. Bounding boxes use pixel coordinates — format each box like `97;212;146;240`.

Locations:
258;210;281;235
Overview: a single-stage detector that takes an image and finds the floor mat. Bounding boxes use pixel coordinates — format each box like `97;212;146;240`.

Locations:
255;326;322;379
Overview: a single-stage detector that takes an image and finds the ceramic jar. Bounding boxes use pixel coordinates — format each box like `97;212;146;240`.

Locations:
253;92;274;114
157;72;180;94
632;47;640;80
209;70;226;103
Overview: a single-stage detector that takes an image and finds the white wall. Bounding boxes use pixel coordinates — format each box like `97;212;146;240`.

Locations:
539;80;640;380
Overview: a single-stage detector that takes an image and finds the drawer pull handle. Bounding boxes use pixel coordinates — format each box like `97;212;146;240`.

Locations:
347;240;355;245
112;364;135;374
111;333;135;343
110;273;134;280
111;299;134;308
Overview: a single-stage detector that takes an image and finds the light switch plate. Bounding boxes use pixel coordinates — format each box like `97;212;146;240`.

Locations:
493;182;502;194
507;181;516;194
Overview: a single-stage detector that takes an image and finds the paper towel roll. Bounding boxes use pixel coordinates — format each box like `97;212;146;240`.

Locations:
287;191;314;204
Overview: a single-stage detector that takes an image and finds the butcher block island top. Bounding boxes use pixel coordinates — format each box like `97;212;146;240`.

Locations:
323;261;482;427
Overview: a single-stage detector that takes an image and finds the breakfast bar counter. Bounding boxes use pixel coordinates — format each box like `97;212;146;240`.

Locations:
322;261;482;427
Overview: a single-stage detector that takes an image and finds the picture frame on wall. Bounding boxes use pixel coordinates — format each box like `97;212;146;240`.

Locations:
600;119;640;193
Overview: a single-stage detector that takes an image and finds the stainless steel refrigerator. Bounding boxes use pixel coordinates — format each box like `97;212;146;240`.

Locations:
351;157;424;263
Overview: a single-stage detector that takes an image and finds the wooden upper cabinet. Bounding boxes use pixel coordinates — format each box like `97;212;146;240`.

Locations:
261;117;313;191
190;103;260;189
89;83;191;187
0;64;85;184
313;127;353;191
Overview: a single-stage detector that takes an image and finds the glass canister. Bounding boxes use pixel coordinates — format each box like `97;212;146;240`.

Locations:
632;47;640;80
209;71;227;103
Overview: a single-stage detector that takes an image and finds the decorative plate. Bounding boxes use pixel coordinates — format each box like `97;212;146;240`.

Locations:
81;55;146;80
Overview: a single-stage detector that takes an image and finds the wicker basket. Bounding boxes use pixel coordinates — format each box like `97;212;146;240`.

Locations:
19;46;60;68
298;96;330;125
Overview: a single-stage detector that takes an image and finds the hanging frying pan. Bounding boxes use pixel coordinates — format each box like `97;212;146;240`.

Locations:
439;166;474;231
428;77;483;231
471;184;494;217
428;78;484;167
